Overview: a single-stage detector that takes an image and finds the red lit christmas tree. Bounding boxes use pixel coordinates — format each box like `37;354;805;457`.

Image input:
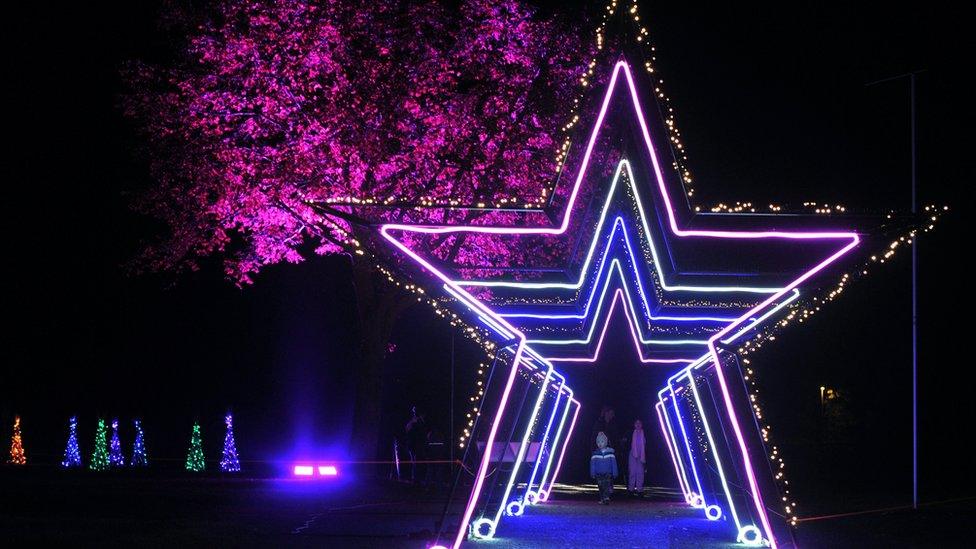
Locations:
8;415;26;465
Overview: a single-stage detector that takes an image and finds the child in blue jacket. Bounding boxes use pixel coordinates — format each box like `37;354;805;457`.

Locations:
590;431;618;504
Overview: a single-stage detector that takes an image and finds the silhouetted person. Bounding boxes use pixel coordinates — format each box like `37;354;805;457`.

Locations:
405;407;427;482
592;405;620;450
628;418;646;497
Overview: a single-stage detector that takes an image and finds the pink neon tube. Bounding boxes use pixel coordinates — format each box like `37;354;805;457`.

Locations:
655;401;691;499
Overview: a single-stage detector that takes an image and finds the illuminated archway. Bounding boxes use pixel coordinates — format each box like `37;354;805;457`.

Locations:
377;60;868;548
379;50;936;547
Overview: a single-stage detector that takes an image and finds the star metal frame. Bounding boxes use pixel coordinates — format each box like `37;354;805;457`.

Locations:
381;61;860;548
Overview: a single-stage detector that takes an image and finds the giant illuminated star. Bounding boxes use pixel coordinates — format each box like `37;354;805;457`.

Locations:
380;61;859;549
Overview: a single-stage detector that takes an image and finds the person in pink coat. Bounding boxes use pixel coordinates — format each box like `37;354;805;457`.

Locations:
628;418;646;497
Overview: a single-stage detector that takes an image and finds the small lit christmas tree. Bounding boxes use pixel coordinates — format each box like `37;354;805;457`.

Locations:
62;416;82;468
185;421;205;472
109;418;124;467
90;418;110;471
220;412;240;472
131;419;148;467
8;415;26;465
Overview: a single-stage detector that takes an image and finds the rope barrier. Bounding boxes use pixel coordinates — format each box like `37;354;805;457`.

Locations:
60;457;463;465
795;495;976;523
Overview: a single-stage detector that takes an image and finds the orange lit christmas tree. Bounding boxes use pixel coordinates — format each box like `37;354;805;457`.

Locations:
8;415;26;465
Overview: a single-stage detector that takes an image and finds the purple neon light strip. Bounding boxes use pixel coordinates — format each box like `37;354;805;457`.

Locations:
679;369;744;530
541;398;581;501
456;344;526;547
380;61;859;547
523;373;568;484
492;363;555;525
655;401;691;500
521;378;565;507
655;393;694;503
535;391;574;500
658;358;711;507
666;376;708;504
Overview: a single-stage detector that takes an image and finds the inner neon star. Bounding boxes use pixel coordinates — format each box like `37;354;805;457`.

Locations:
470;160;805;364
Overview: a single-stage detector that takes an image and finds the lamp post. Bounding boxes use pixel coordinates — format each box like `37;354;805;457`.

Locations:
866;69;924;510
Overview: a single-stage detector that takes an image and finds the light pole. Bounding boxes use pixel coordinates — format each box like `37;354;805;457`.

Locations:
866;69;924;510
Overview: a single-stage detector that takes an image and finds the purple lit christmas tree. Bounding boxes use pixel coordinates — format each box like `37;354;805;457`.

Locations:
220;413;240;472
109;418;124;467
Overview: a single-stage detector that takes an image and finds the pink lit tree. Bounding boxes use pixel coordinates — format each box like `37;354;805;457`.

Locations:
123;0;595;457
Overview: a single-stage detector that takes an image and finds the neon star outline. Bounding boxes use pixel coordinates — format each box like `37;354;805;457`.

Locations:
379;61;859;549
383;60;858;368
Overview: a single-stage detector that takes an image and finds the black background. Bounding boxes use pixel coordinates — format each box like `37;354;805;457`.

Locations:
2;1;972;505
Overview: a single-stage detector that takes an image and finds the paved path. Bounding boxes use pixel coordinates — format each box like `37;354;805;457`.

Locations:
474;486;734;548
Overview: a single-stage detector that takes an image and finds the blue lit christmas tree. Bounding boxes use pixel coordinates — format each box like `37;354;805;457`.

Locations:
109;418;124;468
131;419;148;467
61;416;82;468
220;412;241;472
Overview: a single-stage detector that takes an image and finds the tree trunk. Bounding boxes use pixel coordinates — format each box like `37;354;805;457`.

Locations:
349;258;412;460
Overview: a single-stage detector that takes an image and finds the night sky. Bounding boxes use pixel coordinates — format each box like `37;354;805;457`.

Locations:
2;1;971;501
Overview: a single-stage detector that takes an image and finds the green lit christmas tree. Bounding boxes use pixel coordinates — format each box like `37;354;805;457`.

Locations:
185;421;205;472
90;418;110;471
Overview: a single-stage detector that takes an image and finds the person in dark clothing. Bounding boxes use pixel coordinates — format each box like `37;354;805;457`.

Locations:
404;407;427;482
590;431;618;504
627;418;646;497
592;405;621;450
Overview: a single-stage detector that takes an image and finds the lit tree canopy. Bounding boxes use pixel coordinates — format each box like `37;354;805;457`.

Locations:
124;0;592;284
